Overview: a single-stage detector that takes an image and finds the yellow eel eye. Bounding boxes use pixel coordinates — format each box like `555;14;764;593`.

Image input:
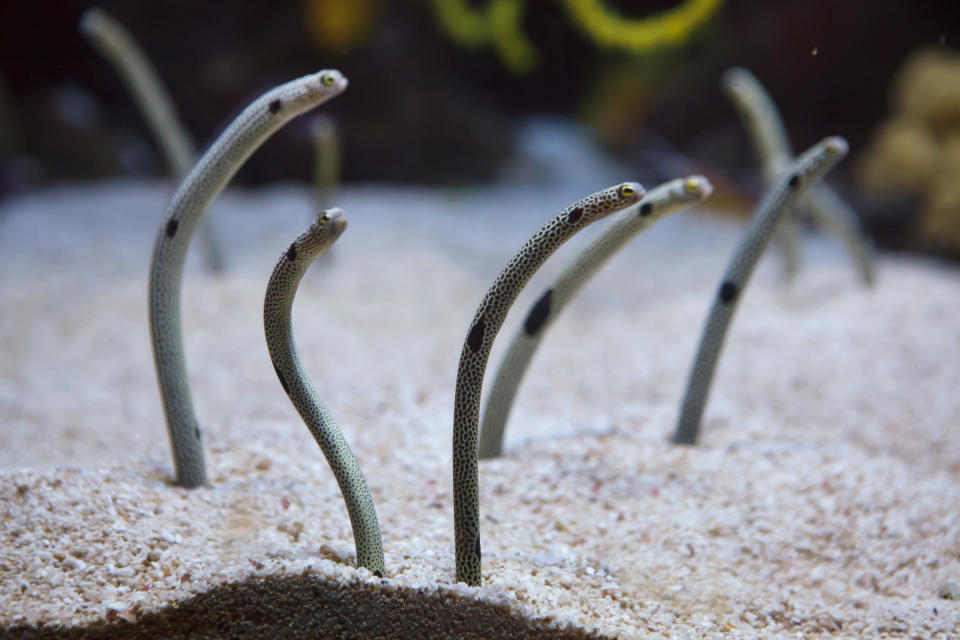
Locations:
618;184;635;198
320;72;336;86
685;179;698;194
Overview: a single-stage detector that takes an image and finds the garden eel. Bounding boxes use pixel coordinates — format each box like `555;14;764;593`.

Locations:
723;67;875;286
149;69;347;488
263;209;385;577
478;176;713;459
453;181;645;586
310;115;341;212
673;137;849;446
79;7;224;272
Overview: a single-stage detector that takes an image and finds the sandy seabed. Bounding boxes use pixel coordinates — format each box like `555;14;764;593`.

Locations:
0;180;958;638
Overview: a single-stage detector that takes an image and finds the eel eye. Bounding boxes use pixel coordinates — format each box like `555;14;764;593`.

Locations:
618;184;635;198
320;72;336;86
319;212;330;222
685;179;698;194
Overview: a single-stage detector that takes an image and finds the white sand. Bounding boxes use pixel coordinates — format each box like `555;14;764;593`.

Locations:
1;180;958;638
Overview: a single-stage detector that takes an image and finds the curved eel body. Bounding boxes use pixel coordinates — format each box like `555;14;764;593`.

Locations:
723;67;875;285
263;209;385;576
149;70;347;487
478;176;713;459
453;182;645;585
79;7;224;272
673;137;849;446
722;67;793;180
723;66;807;280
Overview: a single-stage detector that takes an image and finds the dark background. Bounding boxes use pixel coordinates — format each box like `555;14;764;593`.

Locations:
0;0;957;193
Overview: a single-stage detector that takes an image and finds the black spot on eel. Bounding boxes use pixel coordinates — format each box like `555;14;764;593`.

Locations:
263;208;385;576
478;176;713;460
673;137;849;446
147;69;347;487
452;182;645;585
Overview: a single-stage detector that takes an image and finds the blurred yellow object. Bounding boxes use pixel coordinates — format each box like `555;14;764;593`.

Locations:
488;0;538;73
305;0;381;54
860;46;960;254
431;0;490;48
859;118;939;194
430;0;537;73
430;0;721;73
561;0;724;52
922;132;960;252
893;47;960;132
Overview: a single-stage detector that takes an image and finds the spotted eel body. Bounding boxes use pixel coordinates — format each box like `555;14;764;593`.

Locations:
79;8;224;272
149;70;347;488
453;182;645;585
723;67;875;286
673;137;849;446
478;176;713;460
263;209;385;576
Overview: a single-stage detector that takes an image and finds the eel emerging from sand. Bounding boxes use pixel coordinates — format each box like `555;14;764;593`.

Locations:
478;176;713;459
148;70;347;487
673;137;849;446
453;182;645;586
263;209;385;577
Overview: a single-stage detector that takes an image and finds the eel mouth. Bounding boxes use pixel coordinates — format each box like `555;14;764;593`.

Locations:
325;208;347;234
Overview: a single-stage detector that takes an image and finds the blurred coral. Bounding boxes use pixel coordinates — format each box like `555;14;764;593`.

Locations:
859;118;938;194
859;46;960;256
922;132;960;253
893;47;960;132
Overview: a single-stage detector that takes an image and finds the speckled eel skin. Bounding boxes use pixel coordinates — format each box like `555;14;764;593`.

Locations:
673;137;849;446
453;182;645;586
478;176;713;460
149;70;347;488
263;209;385;577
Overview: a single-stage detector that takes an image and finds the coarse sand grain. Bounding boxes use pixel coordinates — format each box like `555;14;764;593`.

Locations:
1;181;958;638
